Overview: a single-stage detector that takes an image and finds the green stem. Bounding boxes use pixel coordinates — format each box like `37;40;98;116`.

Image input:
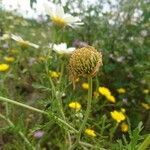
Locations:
0;96;78;133
110;122;119;141
70;77;93;149
57;62;72;148
0;96;47;114
0;113;35;150
138;134;150;150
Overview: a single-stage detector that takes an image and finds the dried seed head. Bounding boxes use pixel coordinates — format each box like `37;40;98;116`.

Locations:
68;46;102;88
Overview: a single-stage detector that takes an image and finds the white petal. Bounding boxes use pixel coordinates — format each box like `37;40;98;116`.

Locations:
55;5;65;18
11;34;23;41
67;47;76;53
63;14;83;27
43;3;55;17
29;42;39;49
59;43;67;49
63;14;76;23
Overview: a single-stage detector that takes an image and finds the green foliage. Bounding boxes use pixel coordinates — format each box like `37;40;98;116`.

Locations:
0;0;149;149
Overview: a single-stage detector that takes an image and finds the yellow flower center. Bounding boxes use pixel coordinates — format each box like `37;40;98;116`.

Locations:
52;16;66;27
121;122;129;132
18;40;30;48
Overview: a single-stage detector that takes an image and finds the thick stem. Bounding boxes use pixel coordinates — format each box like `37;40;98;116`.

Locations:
0;96;77;133
70;77;93;149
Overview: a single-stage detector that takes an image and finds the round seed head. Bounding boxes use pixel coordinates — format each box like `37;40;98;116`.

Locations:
68;46;102;87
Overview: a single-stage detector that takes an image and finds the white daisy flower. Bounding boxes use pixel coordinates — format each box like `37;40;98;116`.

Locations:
49;43;75;54
44;4;83;27
11;34;39;49
0;34;10;40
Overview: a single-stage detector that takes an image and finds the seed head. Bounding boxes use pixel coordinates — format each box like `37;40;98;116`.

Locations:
68;46;102;88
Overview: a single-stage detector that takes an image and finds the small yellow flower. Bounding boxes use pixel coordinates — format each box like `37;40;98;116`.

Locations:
106;94;116;103
49;71;60;78
0;64;9;72
85;128;96;137
141;103;150;110
68;102;81;111
82;82;89;90
98;87;116;103
4;56;15;62
121;122;129;132
143;89;149;94
121;108;126;113
110;110;126;123
98;87;111;97
117;88;126;94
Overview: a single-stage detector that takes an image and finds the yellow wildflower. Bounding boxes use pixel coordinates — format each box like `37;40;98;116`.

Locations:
82;82;89;90
98;87;111;97
85;128;96;137
106;94;116;103
110;110;126;123
49;71;60;78
117;88;126;94
121;108;126;113
141;103;150;110
4;56;15;62
0;64;9;72
68;102;81;111
98;87;116;103
121;122;129;132
143;89;149;94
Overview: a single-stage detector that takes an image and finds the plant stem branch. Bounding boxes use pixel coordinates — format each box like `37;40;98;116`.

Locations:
70;77;93;149
0;96;78;133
